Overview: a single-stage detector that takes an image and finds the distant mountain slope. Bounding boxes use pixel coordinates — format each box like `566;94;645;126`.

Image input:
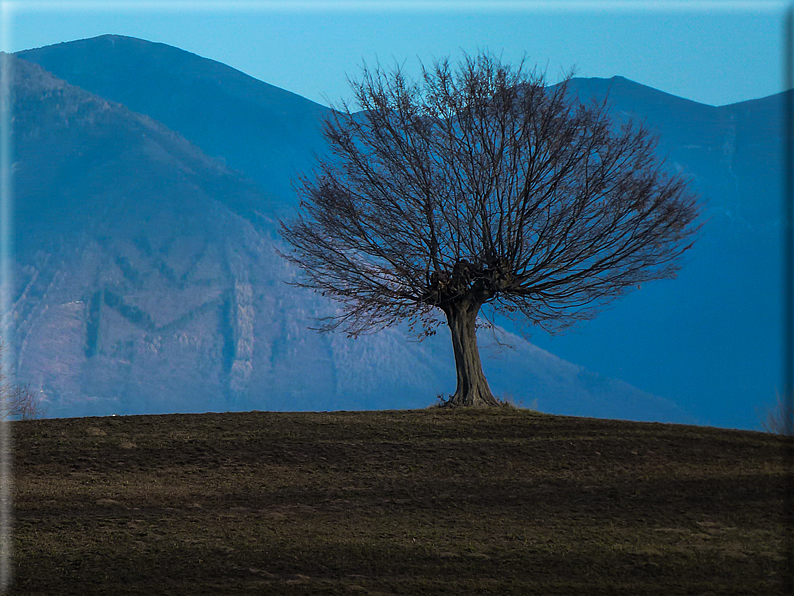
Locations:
11;50;268;253
6;53;695;424
717;90;788;225
564;75;784;226
9;54;283;415
17;34;332;212
540;76;786;430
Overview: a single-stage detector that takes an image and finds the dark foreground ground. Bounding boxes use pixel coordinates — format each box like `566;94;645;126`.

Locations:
9;408;791;594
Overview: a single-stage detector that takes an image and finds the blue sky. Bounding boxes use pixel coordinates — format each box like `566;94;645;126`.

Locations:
2;1;789;108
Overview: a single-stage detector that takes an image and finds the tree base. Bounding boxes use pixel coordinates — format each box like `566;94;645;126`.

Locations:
441;389;501;408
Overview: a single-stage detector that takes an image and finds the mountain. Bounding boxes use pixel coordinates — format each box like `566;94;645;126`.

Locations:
17;34;331;213
537;76;786;429
11;36;786;428
4;51;695;424
8;53;284;416
564;75;783;225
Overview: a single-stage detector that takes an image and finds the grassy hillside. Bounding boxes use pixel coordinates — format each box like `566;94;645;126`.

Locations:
10;409;790;594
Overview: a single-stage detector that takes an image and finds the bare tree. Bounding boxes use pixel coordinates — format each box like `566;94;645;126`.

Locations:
758;389;793;436
0;342;46;420
280;53;701;407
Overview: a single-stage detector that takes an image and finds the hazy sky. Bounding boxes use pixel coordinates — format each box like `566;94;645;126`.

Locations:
2;1;789;108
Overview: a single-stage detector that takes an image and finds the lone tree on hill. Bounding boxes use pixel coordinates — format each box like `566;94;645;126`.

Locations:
280;54;701;408
0;342;45;420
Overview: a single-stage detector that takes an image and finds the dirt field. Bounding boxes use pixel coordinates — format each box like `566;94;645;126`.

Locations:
8;408;791;594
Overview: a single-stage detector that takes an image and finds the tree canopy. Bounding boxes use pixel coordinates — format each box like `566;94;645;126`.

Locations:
280;53;701;407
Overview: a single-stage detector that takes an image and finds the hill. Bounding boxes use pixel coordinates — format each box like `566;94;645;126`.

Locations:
9;409;788;594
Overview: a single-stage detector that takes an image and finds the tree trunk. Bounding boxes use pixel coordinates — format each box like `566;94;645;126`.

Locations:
444;299;500;408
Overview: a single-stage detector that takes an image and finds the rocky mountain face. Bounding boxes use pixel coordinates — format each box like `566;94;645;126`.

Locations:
7;36;784;427
10;54;284;416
